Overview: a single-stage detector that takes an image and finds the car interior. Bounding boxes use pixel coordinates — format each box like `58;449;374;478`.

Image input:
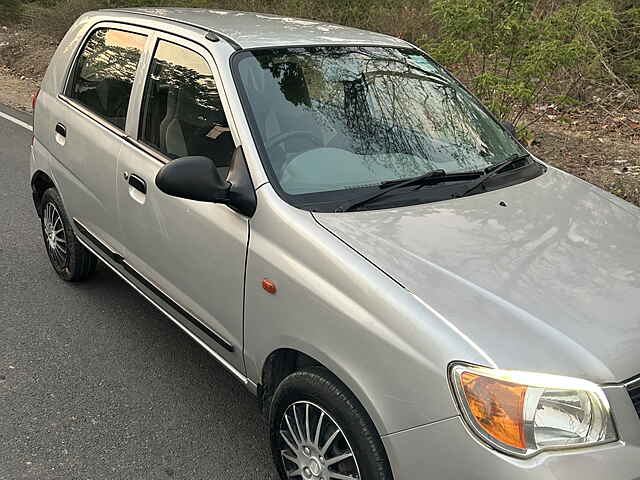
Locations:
140;61;235;177
72;76;134;131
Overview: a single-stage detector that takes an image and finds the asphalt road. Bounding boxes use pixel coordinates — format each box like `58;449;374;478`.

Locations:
0;105;278;479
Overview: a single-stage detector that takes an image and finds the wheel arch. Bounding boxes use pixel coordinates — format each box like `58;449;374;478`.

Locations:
31;169;56;217
261;345;397;480
259;344;387;437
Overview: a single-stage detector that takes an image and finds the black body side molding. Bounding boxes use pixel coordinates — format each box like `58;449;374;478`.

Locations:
72;219;234;352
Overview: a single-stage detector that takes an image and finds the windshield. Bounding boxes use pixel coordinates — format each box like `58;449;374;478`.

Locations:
233;46;530;208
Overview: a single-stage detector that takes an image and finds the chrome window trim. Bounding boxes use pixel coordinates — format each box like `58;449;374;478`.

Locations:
625;375;640;389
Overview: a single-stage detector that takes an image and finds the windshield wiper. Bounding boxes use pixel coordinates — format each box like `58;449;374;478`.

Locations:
335;169;478;212
457;153;531;198
376;58;452;86
404;65;452;86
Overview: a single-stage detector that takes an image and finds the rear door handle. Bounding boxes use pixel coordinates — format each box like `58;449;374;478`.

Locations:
55;122;66;137
128;174;147;194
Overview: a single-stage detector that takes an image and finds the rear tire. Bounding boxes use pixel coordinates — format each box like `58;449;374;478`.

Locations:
40;188;97;282
269;366;393;480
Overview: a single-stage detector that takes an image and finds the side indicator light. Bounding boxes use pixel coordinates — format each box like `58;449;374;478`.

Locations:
31;88;40;111
262;279;277;295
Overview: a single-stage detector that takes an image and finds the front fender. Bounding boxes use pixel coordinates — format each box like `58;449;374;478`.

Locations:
243;186;484;435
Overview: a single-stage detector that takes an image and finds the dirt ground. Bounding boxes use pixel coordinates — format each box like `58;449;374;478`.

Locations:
0;24;52;111
0;65;39;111
1;23;638;207
527;105;640;206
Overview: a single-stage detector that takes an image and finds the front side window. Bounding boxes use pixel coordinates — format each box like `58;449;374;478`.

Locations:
67;28;146;130
233;46;540;211
139;40;234;170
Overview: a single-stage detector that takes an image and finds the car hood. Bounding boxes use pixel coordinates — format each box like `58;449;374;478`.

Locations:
314;167;640;383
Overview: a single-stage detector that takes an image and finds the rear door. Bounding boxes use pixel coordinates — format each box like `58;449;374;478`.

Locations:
115;33;248;369
52;24;150;251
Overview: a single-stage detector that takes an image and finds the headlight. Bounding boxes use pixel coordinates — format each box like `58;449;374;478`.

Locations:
450;364;617;457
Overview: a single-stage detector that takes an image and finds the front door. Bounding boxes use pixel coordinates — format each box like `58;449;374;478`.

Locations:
116;34;248;370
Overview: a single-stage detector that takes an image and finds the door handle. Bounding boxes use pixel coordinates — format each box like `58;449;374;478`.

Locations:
55;122;66;137
128;173;147;194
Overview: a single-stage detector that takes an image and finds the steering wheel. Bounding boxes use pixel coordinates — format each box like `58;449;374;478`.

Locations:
265;131;325;175
265;130;323;151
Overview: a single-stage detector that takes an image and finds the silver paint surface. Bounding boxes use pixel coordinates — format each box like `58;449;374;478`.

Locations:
315;166;640;383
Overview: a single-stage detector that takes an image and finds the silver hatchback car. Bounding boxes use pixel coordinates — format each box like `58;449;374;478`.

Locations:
30;8;640;480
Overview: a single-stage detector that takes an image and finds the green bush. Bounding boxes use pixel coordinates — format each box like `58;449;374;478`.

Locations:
12;0;435;43
425;0;619;124
611;4;640;87
5;0;637;120
0;0;24;23
21;0;112;39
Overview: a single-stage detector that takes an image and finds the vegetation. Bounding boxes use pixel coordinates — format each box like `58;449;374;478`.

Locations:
2;0;638;126
426;0;625;125
0;0;24;22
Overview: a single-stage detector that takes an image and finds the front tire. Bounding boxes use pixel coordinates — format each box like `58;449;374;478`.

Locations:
269;367;392;480
39;188;97;281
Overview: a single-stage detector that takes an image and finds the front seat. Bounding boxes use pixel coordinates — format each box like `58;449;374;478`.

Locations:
163;88;234;171
159;89;186;157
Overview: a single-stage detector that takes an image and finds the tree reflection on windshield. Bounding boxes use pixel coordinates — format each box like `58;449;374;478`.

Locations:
237;46;526;196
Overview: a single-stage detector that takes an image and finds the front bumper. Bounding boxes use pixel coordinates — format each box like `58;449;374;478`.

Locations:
383;385;640;479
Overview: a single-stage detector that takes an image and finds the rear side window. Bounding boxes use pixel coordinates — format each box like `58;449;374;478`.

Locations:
67;28;146;130
139;40;234;168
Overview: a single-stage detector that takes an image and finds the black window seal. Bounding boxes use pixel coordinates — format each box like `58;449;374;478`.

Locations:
58;93;170;167
58;94;128;139
137;36;162;147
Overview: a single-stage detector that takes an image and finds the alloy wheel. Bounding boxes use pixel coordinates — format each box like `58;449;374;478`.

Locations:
43;201;68;269
278;401;361;480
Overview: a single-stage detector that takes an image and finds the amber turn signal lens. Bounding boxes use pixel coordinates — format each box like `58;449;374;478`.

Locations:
262;279;277;294
460;371;527;450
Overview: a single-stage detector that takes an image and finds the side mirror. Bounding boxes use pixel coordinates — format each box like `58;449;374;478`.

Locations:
502;121;517;137
155;156;230;203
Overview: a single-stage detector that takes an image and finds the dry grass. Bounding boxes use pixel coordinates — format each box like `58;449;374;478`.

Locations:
20;0;107;40
15;0;435;43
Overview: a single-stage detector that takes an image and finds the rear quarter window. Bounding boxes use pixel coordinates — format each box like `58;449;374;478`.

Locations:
66;28;146;130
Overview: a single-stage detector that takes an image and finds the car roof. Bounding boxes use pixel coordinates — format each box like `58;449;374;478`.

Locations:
109;8;411;50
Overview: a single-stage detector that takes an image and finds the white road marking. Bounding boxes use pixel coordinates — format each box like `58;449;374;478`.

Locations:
0;110;33;132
